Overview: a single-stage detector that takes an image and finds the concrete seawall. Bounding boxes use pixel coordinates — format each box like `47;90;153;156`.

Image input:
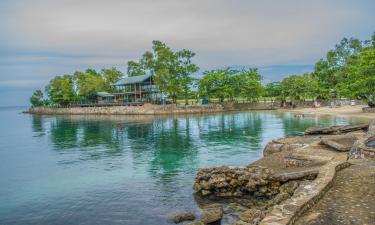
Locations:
27;102;278;115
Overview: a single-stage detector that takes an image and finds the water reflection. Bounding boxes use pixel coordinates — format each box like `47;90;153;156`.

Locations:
33;112;368;169
2;111;367;225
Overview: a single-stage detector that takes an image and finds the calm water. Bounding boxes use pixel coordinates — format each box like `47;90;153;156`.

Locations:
0;107;368;225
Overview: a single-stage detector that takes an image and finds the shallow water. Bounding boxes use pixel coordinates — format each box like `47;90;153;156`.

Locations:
0;107;368;225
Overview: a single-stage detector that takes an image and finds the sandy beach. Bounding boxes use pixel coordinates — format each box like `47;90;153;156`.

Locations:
278;105;375;120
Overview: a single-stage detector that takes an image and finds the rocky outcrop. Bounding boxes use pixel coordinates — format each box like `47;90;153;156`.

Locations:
305;124;369;135
263;136;319;156
350;120;375;159
191;121;375;225
193;166;317;198
27;104;225;115
320;135;358;152
173;212;196;223
200;205;223;224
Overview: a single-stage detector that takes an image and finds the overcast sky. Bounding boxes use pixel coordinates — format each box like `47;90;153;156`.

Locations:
0;0;374;106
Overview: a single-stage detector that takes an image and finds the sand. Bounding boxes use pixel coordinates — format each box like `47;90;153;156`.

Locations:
278;105;375;120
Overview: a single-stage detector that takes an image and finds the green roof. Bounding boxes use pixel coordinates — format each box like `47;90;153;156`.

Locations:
114;74;152;86
96;92;114;97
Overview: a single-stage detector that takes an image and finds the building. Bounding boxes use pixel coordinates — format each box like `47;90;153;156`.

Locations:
113;74;162;103
95;92;115;104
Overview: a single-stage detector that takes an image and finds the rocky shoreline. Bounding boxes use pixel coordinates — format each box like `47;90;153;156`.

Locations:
26;102;278;115
176;122;375;225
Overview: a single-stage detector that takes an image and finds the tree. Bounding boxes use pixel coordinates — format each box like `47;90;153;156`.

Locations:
45;75;76;106
126;40;199;104
101;67;123;92
281;73;319;101
30;90;45;106
339;47;375;101
198;68;239;102
238;69;262;102
73;68;122;99
263;82;282;101
74;69;104;98
175;49;199;105
127;61;146;77
312;37;363;99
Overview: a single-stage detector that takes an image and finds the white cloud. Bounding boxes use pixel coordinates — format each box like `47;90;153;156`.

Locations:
1;0;374;68
0;79;47;87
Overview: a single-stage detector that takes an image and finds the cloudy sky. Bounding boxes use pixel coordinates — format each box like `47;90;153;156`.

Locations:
0;0;374;106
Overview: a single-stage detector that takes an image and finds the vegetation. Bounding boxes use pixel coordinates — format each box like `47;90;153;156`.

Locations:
30;33;375;107
30;68;123;107
30;90;45;106
198;68;262;102
269;32;375;103
127;40;199;104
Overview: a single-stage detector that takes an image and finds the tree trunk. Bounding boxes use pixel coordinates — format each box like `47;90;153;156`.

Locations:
184;87;188;105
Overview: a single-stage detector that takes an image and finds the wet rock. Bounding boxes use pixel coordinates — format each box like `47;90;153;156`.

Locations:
305;124;368;135
173;212;196;223
320;135;358;152
239;208;265;224
200;205;223;224
186;221;205;225
279;181;299;195
264;141;304;156
194;166;278;197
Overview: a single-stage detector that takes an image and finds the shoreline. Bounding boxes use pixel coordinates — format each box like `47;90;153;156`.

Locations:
25;102;278;115
187;118;375;225
278;105;375;120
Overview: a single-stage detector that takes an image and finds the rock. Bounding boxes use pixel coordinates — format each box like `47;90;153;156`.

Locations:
267;192;290;206
320;135;358;152
186;221;205;225
239;208;265;223
200;205;223;224
305;124;369;135
263;136;319;156
173;212;196;223
232;220;252;225
263;141;304;156
279;181;299;195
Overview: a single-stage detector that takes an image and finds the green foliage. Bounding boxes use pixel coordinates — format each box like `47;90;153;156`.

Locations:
45;75;77;106
126;40;199;103
30;89;45;106
35;67;122;106
339;47;375;100
198;68;262;102
74;68;123;98
238;69;263;101
263;82;282;100
312;37;364;99
281;73;319;101
272;32;375;102
127;61;146;77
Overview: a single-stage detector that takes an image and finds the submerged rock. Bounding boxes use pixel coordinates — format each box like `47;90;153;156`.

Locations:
173;212;196;223
239;208;265;224
200;205;223;224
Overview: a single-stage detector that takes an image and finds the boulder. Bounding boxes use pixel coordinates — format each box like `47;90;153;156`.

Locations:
186;221;205;225
239;208;265;224
173;212;196;223
320;135;358;152
200;205;223;224
305;124;368;135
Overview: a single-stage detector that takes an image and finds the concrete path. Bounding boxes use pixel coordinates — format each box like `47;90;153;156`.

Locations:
295;159;375;225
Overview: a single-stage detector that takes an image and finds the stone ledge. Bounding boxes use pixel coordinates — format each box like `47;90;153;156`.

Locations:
259;161;351;225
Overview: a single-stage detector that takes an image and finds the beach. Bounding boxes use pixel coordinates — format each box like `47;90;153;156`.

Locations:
279;105;375;119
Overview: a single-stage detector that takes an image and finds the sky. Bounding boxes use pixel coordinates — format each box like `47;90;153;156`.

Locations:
0;0;374;106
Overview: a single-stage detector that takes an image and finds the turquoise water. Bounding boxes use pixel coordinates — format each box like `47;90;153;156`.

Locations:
0;107;368;225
